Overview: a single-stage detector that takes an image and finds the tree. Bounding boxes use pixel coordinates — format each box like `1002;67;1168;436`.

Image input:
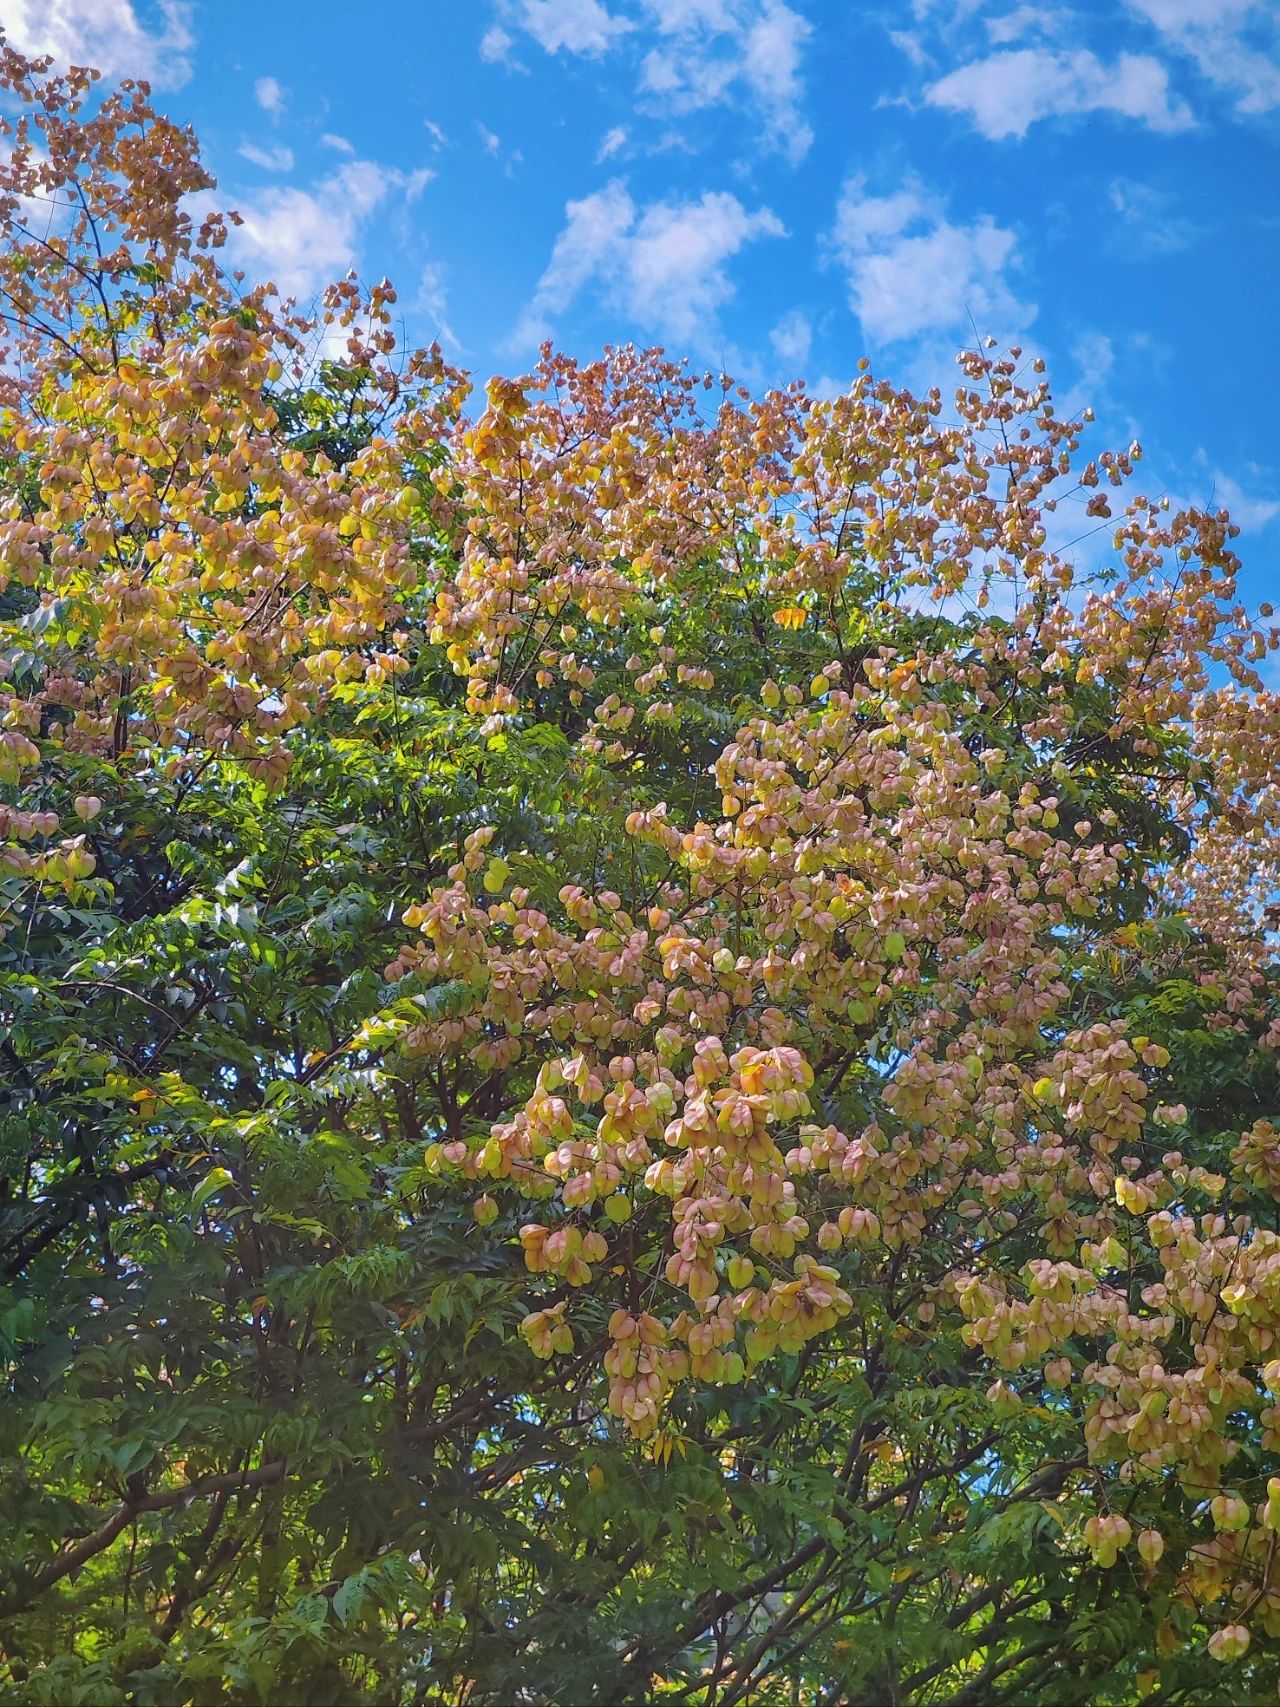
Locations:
2;36;1280;1705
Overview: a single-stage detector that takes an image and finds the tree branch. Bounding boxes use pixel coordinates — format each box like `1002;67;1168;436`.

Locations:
0;1462;286;1618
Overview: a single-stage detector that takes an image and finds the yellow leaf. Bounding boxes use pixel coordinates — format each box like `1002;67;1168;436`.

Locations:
772;606;807;630
649;1429;688;1467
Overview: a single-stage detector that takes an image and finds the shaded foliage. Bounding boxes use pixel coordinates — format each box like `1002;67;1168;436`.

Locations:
2;38;1280;1707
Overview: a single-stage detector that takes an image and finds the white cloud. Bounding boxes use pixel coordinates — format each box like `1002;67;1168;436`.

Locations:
512;178;784;351
897;1;1278;130
925;47;1192;138
1127;0;1280;113
238;142;294;173
1207;467;1280;531
887;29;927;67
226;158;432;304
638;0;813;162
320;132;355;155
509;0;633;56
1158;457;1280;550
770;308;812;370
642;0;736;28
424;119;450;149
488;0;813;161
832;173;1032;346
985;6;1060;45
255;75;286;115
740;0;814;160
597;124;630;160
810;371;853;401
511;181;634;347
4;0;193;88
1060;329;1115;420
477;123;501;154
1072;330;1115;389
414;261;455;348
480;24;516;62
1108;177;1199;253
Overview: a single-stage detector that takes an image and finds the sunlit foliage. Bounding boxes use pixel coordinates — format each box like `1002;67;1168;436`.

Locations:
3;37;1280;1706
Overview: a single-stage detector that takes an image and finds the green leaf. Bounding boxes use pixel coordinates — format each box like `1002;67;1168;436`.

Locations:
190;1167;233;1215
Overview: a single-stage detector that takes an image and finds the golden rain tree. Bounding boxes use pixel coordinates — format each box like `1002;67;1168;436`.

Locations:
2;37;1280;1707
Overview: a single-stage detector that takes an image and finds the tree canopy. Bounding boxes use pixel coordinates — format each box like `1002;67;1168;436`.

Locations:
3;39;1280;1707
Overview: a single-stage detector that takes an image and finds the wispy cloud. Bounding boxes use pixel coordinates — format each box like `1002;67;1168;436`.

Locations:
499;0;633;57
770;308;812;371
1072;329;1115;390
510;178;784;351
925;47;1192;138
985;6;1062;46
254;75;286;115
414;260;455;348
486;0;814;163
1060;329;1116;420
892;0;1279;130
238;142;294;173
1204;465;1280;531
480;24;518;63
225;158;433;305
1127;0;1280;115
4;0;194;88
597;124;630;161
831;173;1032;346
1108;177;1201;254
638;0;813;162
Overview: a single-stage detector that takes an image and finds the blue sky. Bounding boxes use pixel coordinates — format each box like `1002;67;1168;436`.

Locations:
10;0;1280;605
